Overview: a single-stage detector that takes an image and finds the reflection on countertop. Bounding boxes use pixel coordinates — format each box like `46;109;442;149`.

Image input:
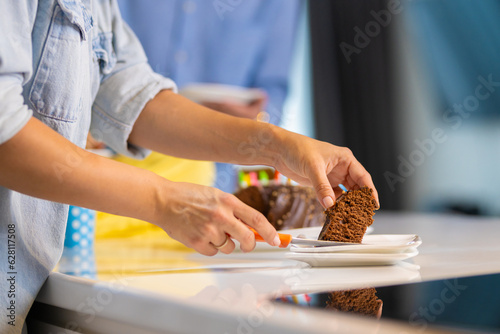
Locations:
56;220;422;301
36;211;500;333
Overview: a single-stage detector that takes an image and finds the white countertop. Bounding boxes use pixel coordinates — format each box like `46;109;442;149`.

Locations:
32;211;500;333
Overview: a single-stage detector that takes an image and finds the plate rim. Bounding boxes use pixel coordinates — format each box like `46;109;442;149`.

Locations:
290;234;422;253
284;248;419;266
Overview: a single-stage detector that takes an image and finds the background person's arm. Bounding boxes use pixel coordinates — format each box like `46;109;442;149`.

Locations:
201;93;267;120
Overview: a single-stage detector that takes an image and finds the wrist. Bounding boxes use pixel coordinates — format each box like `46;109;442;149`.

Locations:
147;175;172;227
249;122;283;166
262;123;296;167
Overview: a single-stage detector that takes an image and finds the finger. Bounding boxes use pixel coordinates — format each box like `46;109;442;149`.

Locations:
326;174;347;200
190;232;235;256
219;239;236;254
231;200;280;248
333;186;345;201
211;233;229;248
250;95;267;108
210;201;258;252
183;228;220;256
226;219;256;253
212;235;236;255
343;174;356;190
309;166;336;209
195;243;219;257
348;160;380;208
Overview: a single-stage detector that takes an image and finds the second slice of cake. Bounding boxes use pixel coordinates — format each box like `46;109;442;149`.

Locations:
318;186;377;243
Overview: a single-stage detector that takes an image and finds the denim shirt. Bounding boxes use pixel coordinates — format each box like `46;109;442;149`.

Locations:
0;1;175;332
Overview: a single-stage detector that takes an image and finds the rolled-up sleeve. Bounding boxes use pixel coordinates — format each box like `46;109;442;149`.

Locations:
0;78;33;145
0;2;35;145
91;0;176;159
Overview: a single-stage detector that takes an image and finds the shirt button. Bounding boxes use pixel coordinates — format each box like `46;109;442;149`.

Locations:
37;101;44;110
175;50;188;64
183;1;196;13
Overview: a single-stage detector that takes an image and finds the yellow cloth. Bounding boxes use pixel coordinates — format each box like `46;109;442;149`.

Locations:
95;152;215;251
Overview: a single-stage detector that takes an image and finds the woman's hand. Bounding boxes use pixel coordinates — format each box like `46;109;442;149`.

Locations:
272;130;380;209
153;182;281;256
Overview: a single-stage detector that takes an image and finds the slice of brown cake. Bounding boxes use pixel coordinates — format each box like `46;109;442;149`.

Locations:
318;186;377;243
326;288;383;318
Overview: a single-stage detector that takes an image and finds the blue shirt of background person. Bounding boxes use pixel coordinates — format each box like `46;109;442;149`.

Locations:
117;0;301;193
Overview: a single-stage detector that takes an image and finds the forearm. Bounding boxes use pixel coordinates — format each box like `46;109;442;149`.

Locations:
0;117;163;223
129;90;379;209
128;90;285;166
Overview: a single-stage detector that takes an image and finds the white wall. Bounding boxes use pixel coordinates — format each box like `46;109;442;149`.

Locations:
393;12;500;215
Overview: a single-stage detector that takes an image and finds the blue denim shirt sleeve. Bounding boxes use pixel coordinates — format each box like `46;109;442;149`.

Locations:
0;2;35;145
90;0;176;159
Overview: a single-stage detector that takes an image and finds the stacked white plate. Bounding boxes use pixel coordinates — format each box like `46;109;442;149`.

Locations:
285;228;421;267
179;83;264;105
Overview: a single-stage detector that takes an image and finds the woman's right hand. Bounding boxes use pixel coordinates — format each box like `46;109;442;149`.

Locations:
152;181;281;256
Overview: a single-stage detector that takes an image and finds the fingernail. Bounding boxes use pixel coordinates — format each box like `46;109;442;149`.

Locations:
273;235;281;247
322;196;334;208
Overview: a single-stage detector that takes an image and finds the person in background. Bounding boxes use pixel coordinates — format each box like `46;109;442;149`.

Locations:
117;0;302;193
0;1;378;332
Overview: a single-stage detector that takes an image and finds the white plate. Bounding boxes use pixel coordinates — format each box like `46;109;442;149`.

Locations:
290;234;421;254
179;83;264;105
285;248;419;267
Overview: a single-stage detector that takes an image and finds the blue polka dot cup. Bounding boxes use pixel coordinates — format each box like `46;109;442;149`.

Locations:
64;206;96;248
